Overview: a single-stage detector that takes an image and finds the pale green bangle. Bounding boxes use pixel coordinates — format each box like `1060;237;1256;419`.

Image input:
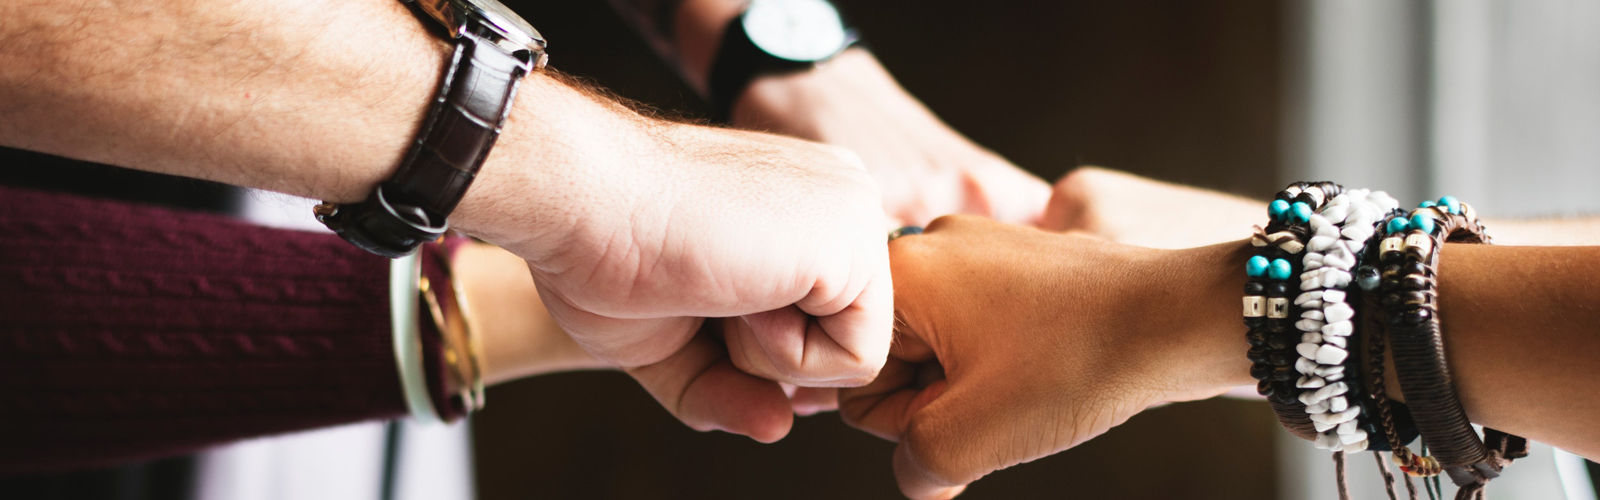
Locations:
391;253;441;424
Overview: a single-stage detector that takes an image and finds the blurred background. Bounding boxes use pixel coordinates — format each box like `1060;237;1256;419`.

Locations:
4;0;1597;499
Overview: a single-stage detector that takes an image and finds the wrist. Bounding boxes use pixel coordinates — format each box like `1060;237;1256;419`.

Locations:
452;242;607;384
450;73;660;259
1136;241;1257;403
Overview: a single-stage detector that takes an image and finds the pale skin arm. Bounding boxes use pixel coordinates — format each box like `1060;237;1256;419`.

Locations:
1;0;897;442
608;0;1053;226
842;216;1600;499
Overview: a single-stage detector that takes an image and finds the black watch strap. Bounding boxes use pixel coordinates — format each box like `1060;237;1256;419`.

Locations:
706;16;815;122
317;32;530;258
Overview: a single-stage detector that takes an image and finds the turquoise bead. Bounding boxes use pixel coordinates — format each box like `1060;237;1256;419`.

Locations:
1268;258;1293;281
1269;199;1290;220
1290;201;1313;223
1409;213;1435;234
1419;200;1437;208
1439;195;1460;215
1246;255;1270;277
1386;217;1411;234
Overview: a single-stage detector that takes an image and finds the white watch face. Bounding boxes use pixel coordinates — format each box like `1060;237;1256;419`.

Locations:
741;0;849;62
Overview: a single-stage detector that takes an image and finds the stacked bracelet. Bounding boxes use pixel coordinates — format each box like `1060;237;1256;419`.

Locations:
1246;182;1344;440
1375;197;1526;494
1293;188;1397;452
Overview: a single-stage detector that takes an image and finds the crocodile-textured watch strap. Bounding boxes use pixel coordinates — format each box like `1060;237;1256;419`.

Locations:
318;31;531;258
388;32;528;218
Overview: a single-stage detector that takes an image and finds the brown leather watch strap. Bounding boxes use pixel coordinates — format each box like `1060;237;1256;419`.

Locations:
317;31;532;258
388;31;528;218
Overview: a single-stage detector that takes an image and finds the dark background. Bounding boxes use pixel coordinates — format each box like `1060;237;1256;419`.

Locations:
475;1;1285;499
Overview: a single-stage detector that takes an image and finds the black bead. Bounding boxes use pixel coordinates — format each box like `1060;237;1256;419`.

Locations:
1267;281;1290;297
1257;379;1275;396
1244;317;1266;329
1272;366;1296;382
1244;282;1265;295
1401;274;1428;291
1251;363;1272;380
1269;389;1299;404
1266;334;1293;350
1267;351;1292;366
1406;307;1434;325
1247;346;1270;363
1405;261;1427;276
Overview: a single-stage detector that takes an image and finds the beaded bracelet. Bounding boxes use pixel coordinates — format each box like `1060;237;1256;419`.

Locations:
1245;182;1344;440
1293;188;1397;452
1375;196;1526;495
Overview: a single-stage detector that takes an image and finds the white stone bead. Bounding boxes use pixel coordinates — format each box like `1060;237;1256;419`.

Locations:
1308;235;1338;252
1314;364;1345;377
1301;332;1323;344
1341;224;1375;242
1329;270;1352;288
1300;275;1323;291
1315;345;1349;365
1301;300;1324;310
1314;419;1338;433
1297;375;1326;389
1312;382;1348;401
1322;289;1346;303
1295;291;1324;305
1285;185;1303;197
1296;357;1319;375
1330;397;1349;413
1324;371;1345;382
1337;419;1359;435
1320;204;1349;223
1296;319;1325;332
1340;440;1369;454
1302;310;1325;321
1370;191;1397;208
1296;342;1320;359
1306;400;1331;414
1324;303;1355;323
1322;320;1354;337
1340;429;1369;445
1305;259;1324;271
1315;432;1340;450
1322;252;1352;270
1299;390;1327;406
1324;335;1346;348
1308;213;1331;229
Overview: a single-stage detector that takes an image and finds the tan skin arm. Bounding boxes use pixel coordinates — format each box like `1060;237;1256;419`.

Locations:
841;215;1600;499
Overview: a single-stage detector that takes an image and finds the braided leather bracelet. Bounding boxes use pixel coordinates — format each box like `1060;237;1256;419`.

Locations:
1375;197;1527;497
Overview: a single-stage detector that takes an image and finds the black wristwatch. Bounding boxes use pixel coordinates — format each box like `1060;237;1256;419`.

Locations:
706;0;857;121
315;0;548;258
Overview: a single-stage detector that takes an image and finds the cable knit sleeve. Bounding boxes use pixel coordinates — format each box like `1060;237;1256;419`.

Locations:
0;185;455;474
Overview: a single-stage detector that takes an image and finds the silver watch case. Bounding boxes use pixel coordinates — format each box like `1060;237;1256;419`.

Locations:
405;0;549;70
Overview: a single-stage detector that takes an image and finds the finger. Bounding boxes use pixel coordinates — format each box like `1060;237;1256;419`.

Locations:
837;358;944;441
731;260;893;387
625;332;794;443
781;384;839;416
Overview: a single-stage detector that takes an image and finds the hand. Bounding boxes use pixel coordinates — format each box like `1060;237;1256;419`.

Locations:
1040;167;1265;248
734;49;1051;226
456;89;895;442
839;216;1251;499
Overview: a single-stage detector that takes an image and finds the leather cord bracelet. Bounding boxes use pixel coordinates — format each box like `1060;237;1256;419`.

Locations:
1375;197;1527;498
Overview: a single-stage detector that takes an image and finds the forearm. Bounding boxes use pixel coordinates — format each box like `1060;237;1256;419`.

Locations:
0;0;647;245
1170;241;1600;458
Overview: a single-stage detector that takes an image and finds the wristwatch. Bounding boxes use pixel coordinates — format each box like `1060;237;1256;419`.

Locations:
706;0;857;121
315;0;548;258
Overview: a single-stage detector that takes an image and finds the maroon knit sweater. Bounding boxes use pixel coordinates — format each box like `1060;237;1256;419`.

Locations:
0;185;457;474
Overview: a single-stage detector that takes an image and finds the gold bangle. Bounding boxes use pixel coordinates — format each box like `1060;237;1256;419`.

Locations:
419;247;486;415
